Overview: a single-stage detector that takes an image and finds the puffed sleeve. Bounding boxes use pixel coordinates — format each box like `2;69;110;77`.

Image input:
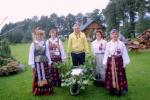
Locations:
103;43;109;66
59;39;66;61
122;43;130;67
46;40;52;64
28;43;35;68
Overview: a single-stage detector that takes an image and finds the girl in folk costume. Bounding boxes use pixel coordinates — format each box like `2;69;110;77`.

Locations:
91;30;107;86
46;29;66;86
28;28;53;95
103;29;130;96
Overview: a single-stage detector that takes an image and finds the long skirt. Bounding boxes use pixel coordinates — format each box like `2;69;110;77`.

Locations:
32;61;53;95
50;55;62;86
95;53;105;81
105;55;128;95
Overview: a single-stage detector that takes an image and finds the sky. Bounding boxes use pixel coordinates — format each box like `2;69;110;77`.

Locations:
0;0;109;29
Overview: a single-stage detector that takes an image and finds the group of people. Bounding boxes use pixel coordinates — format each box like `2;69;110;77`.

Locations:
92;29;130;96
28;27;65;95
28;23;130;96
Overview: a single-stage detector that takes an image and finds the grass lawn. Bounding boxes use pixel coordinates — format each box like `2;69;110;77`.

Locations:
0;43;150;100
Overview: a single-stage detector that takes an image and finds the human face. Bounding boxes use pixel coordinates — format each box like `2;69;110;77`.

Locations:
110;32;118;41
35;34;43;41
50;31;57;39
95;32;102;40
73;24;80;34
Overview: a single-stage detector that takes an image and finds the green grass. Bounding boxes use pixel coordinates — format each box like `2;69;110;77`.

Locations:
0;43;150;100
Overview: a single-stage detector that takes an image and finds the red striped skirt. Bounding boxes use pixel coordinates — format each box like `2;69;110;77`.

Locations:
32;61;53;95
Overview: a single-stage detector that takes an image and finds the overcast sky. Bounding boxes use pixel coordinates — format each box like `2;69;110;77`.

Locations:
0;0;109;28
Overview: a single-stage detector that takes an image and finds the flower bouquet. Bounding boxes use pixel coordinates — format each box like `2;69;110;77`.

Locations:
60;55;96;96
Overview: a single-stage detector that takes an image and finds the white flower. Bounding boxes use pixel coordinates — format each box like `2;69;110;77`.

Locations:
82;80;88;84
71;68;83;76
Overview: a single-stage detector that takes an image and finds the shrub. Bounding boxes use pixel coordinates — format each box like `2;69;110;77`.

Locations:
0;39;11;58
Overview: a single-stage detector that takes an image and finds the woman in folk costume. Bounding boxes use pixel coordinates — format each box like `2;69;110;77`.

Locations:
46;29;66;86
103;29;130;96
28;28;53;95
91;30;107;86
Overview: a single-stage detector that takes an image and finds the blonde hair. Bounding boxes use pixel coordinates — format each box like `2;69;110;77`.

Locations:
32;27;45;41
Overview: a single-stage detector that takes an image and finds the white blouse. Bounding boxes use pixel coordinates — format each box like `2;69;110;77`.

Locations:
46;38;66;61
28;40;52;68
91;39;107;55
103;40;130;68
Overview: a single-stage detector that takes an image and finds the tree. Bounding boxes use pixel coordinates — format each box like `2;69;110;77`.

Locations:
0;39;11;58
135;17;150;34
7;29;23;43
89;9;104;25
103;0;150;38
66;14;76;33
75;13;84;24
103;1;120;33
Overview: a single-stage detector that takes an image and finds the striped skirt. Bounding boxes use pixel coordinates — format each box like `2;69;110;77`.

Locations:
32;61;53;95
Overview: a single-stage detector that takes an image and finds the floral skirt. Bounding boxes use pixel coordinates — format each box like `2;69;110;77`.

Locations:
32;61;53;95
50;55;62;86
105;55;128;95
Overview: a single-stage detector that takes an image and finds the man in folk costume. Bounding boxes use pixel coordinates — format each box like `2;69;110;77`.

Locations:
67;23;89;66
103;29;130;96
46;29;66;86
28;28;53;95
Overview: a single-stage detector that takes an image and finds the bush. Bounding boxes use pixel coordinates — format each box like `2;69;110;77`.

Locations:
59;36;66;42
0;39;11;58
